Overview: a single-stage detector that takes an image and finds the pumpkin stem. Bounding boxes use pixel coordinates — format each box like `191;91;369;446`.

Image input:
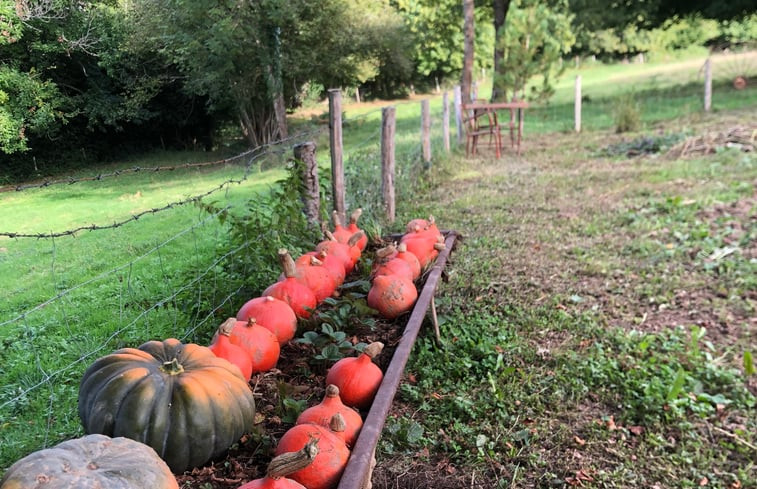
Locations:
267;439;320;479
397;242;408;253
324;230;338;242
332;210;343;229
363;342;384;360
347;231;365;247
218;317;236;337
349;208;363;225
329;413;347;433
375;244;396;261
160;357;184;375
278;248;297;278
310;256;323;266
246;317;258;328
325;384;341;399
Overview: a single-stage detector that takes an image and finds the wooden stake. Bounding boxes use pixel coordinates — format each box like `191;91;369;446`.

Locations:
421;99;431;164
704;58;712;112
294;142;319;226
381;107;396;223
574;75;582;133
454;85;463;145
328;89;346;223
442;91;450;152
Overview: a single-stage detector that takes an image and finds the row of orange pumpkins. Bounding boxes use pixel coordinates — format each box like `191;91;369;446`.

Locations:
0;212;445;489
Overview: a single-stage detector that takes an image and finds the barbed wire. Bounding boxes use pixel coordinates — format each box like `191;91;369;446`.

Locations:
0;131;328;239
0;236;254;413
1;126;327;194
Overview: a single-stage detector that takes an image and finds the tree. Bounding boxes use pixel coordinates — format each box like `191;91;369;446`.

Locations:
461;0;475;103
493;0;575;101
491;0;511;101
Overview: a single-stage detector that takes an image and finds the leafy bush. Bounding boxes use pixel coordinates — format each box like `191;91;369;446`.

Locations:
613;91;641;133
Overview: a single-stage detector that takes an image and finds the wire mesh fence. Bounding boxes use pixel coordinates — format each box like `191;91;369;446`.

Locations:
0;92;457;471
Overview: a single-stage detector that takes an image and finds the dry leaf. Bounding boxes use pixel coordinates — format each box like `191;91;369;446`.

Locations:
574;435;586;446
629;425;644;436
731;480;742;489
699;477;708;486
606;416;617;430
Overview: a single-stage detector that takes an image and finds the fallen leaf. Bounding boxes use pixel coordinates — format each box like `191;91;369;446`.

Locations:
606;416;617;431
574;435;586;446
699;477;708;486
406;372;417;383
731;480;741;489
629;425;644;436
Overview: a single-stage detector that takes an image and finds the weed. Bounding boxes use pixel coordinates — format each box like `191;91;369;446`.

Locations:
613;91;642;133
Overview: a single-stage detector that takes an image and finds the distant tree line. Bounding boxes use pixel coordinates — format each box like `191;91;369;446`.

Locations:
0;0;754;180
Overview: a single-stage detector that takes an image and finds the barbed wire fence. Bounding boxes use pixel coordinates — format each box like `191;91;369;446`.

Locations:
0;90;460;470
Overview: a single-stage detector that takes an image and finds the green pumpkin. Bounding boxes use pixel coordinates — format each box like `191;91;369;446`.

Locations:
0;434;178;489
78;338;255;473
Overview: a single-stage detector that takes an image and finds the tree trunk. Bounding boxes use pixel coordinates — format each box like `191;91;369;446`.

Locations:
461;0;475;104
491;0;511;102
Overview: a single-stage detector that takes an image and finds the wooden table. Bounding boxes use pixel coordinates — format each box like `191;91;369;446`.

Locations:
461;101;529;156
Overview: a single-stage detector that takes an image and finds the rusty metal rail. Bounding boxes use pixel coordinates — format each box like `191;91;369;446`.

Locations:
338;230;459;489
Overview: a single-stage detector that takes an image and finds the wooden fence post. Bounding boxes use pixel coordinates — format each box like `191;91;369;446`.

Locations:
421;99;431;164
442;91;450;152
294;141;319;226
381;107;396;223
328;88;346;223
574;75;582;133
704;58;712;112
454;85;463;145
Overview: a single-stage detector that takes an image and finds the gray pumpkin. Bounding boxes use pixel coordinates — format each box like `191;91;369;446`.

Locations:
78;338;255;473
0;434;178;489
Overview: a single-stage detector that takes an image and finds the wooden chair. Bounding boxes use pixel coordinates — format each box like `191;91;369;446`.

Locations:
462;103;502;158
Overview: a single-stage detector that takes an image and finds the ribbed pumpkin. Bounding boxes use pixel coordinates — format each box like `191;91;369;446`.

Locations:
236;296;298;344
324;342;384;410
225;318;280;373
395;242;422;281
296;384;363;448
209;318;253;381
367;274;418;319
274;414;350;489
78;339;256;474
237;441;318;489
263;249;318;319
0;434;179;489
347;208;368;251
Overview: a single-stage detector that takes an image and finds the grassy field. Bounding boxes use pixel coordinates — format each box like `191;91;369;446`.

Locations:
1;50;756;483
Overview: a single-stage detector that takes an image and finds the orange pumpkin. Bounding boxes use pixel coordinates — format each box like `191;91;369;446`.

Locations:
237;441;318;489
325;342;384;410
236;296;298;344
296;384;363;448
225;318;280;373
347;208;368;251
263;249;318;319
209;318;253;381
367;274;418;319
274;415;350;489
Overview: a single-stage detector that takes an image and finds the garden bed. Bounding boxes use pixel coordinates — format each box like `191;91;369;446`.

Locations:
176;231;460;489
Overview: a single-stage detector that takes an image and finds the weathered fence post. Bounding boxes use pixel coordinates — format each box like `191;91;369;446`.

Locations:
574;75;582;133
454;85;463;145
421;99;431;164
294;142;319;226
328;88;346;223
381;107;396;223
704;58;712;112
442;91;451;152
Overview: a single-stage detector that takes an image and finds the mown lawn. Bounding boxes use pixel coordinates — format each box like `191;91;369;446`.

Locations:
373;106;756;488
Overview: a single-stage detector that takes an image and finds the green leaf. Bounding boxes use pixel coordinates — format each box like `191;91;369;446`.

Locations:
744;351;755;377
667;367;687;402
